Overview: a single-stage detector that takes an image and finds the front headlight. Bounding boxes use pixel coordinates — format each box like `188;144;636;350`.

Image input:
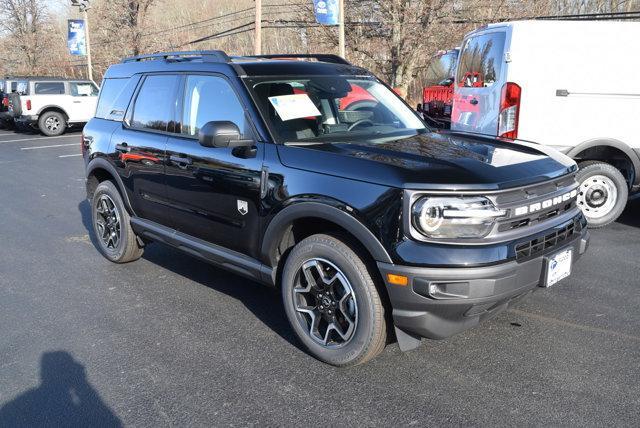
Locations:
411;196;506;239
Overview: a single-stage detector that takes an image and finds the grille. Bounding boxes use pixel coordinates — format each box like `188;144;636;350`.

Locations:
515;218;582;261
498;201;576;232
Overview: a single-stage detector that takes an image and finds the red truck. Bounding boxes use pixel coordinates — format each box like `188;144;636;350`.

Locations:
418;48;459;129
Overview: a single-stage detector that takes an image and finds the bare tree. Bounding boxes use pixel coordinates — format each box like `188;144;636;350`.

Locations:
0;0;50;73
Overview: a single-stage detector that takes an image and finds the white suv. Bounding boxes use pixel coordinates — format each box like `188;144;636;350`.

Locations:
11;79;99;136
450;20;640;228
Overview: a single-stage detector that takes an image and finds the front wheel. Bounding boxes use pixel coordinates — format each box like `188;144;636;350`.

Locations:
281;234;387;366
576;161;628;228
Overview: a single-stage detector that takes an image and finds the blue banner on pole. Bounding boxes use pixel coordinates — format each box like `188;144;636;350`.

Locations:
313;0;339;25
68;19;87;56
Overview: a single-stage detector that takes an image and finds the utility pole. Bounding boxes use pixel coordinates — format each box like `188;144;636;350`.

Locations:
70;0;93;82
254;0;262;55
83;8;93;82
338;0;345;58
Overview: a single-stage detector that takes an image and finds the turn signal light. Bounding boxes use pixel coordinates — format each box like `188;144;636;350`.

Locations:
387;273;408;286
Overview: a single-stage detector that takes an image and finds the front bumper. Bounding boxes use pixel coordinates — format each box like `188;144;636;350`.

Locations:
378;226;589;347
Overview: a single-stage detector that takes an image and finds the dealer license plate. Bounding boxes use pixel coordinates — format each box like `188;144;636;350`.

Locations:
545;248;573;287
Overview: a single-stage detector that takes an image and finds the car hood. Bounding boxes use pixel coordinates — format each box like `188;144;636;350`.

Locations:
276;131;577;190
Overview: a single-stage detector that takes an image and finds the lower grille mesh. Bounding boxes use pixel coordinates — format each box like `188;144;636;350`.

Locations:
515;218;582;261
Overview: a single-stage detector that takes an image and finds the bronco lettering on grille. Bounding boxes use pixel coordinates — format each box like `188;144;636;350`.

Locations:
513;189;577;216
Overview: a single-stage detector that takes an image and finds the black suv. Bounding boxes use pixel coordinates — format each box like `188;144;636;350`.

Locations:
83;51;589;366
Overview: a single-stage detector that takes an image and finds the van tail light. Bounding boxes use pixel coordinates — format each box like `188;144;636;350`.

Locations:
1;96;8;107
498;82;521;139
26;99;32;111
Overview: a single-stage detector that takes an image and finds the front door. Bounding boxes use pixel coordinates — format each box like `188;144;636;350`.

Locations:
164;74;264;258
68;81;100;121
451;30;508;136
112;73;181;226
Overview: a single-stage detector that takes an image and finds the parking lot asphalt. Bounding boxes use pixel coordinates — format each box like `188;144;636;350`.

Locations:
0;128;638;426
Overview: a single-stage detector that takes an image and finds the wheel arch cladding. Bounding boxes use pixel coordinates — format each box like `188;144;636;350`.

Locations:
38;105;69;119
568;138;640;186
261;202;394;269
86;158;134;214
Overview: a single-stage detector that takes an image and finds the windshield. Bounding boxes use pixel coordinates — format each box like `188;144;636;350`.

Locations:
244;76;426;144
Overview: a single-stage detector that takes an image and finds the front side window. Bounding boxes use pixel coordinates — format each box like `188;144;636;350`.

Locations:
34;82;65;94
456;32;506;88
70;82;99;96
245;76;425;144
424;51;459;87
181;75;247;137
130;75;179;132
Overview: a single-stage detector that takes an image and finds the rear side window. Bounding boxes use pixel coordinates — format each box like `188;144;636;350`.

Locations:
95;78;127;119
35;82;65;94
456;32;505;88
130;75;179;132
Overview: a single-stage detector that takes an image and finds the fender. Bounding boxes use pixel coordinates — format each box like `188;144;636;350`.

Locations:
36;105;71;119
86;157;136;215
261;201;393;266
567;138;640;185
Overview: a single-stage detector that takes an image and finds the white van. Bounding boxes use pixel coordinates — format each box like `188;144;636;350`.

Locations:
450;20;640;227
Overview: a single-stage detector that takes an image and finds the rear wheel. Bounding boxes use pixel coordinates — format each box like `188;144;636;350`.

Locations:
91;181;143;263
38;111;66;136
281;234;387;366
576;161;628;228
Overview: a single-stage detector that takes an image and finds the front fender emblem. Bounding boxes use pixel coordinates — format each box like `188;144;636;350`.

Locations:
237;200;248;216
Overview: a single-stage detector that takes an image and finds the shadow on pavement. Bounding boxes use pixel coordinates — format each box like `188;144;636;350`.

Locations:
77;199;302;352
0;351;122;427
616;196;640;228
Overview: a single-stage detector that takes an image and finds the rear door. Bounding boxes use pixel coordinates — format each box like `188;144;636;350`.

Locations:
451;29;508;136
111;73;180;225
68;81;100;121
31;81;66;114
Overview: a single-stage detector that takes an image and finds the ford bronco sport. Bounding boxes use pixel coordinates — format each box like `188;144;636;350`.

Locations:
83;51;590;366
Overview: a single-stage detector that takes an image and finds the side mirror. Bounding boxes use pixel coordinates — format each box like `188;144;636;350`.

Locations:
416;103;423;112
198;121;254;148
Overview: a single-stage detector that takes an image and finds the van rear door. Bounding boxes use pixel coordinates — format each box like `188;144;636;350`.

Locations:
451;29;508;136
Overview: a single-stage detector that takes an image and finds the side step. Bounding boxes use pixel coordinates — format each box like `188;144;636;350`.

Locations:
130;217;275;286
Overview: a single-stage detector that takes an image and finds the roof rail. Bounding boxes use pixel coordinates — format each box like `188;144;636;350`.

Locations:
240;54;351;65
121;50;231;64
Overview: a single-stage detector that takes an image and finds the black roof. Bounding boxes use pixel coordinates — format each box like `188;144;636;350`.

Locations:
104;50;372;79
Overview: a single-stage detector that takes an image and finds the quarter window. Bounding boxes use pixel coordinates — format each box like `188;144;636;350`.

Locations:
34;82;65;94
130;75;179;132
456;32;506;88
181;75;247;137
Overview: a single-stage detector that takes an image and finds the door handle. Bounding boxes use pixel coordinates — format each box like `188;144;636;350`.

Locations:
169;155;193;167
115;143;129;153
73;101;82;103
469;98;479;105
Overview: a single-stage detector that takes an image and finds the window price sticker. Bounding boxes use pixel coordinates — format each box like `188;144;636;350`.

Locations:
268;94;321;121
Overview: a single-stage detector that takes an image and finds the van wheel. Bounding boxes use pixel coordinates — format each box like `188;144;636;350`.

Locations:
281;234;387;367
91;181;143;263
576;161;628;228
38;111;66;136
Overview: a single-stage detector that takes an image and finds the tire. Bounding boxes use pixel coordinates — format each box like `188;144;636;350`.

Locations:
281;234;387;366
38;111;66;136
576;161;628;228
91;181;143;263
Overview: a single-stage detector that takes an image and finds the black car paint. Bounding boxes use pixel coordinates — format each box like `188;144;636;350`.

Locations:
83;56;588;345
